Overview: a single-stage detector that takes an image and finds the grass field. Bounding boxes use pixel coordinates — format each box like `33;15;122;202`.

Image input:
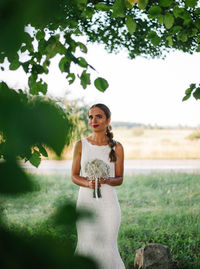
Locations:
1;172;200;269
46;128;200;160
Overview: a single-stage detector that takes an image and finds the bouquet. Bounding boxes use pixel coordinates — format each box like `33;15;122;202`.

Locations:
84;159;110;199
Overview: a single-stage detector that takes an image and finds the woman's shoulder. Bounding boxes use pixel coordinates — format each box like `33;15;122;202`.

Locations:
74;139;82;152
115;141;124;152
74;137;88;149
114;140;123;147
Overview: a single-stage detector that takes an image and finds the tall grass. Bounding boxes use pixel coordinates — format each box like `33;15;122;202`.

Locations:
117;173;200;269
1;172;200;269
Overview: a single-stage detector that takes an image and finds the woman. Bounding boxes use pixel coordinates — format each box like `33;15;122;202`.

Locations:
71;103;125;269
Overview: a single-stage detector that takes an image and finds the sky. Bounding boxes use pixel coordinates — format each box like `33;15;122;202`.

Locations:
1;43;200;127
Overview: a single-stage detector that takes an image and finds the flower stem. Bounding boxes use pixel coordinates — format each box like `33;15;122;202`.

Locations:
93;188;101;198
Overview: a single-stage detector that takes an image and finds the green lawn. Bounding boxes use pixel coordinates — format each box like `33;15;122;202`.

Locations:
1;172;200;269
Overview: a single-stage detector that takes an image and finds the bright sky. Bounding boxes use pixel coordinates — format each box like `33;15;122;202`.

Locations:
1;43;200;127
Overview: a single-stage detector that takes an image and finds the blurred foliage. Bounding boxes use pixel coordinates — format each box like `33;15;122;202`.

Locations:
1;0;200;98
0;200;97;269
44;98;91;160
64;98;92;140
0;82;96;267
0;82;75;167
186;127;200;139
0;0;200;267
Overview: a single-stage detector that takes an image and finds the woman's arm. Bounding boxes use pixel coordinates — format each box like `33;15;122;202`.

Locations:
71;140;89;188
104;142;124;186
71;140;99;189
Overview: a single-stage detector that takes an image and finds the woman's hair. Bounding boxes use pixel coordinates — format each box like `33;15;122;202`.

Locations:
89;103;117;162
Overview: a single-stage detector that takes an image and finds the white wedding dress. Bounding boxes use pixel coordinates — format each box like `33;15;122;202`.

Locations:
74;138;125;269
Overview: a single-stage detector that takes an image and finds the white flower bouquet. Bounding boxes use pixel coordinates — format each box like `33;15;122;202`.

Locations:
84;159;110;199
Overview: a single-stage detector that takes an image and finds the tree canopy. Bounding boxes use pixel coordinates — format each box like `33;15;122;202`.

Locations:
1;0;200;97
0;0;200;175
1;0;200;191
0;1;200;268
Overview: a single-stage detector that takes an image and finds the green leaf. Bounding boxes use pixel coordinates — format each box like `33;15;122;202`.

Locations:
94;77;109;92
21;46;27;53
166;35;173;46
0;161;38;195
36;30;45;41
38;144;48;157
194;7;200;15
185;88;192;95
29;80;48;95
159;0;173;7
80;70;91;89
148;6;162;18
32;64;45;75
164;14;174;29
173;6;184;18
77;57;88;68
185;84;195;95
183;83;196;101
194;19;200;29
125;15;137;34
125;0;133;9
111;0;126;18
195;29;200;39
42;60;49;74
182;94;191;101
76;42;88;53
174;8;191;25
196;44;200;52
66;73;76;85
177;31;188;42
28;74;37;88
185;0;197;8
7;53;19;64
59;57;70;73
77;0;87;9
21;62;29;73
0;53;5;63
38;80;48;95
171;26;182;34
147;31;161;46
95;3;111;11
189;83;196;90
52;202;80;227
157;14;164;24
29;150;41;168
81;7;94;19
152;36;161;46
193;87;200;99
28;98;74;155
9;59;21;70
188;28;198;37
138;0;148;9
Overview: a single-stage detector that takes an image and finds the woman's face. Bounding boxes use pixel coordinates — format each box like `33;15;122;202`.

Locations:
88;107;110;133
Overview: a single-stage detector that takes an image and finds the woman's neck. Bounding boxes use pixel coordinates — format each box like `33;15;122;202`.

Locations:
89;132;108;145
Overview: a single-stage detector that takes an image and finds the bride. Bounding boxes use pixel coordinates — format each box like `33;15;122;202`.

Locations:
71;103;125;269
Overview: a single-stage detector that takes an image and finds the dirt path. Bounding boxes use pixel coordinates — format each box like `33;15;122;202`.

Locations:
21;159;200;174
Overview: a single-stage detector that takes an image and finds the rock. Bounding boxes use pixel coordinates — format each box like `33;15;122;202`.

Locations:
134;243;172;269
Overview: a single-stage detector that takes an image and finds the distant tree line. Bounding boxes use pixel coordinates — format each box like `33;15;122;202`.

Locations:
112;121;196;129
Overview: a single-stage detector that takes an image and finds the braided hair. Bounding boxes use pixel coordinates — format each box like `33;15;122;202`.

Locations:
90;103;117;162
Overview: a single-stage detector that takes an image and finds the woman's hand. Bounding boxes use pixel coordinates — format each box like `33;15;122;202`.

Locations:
99;178;107;185
88;179;101;189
